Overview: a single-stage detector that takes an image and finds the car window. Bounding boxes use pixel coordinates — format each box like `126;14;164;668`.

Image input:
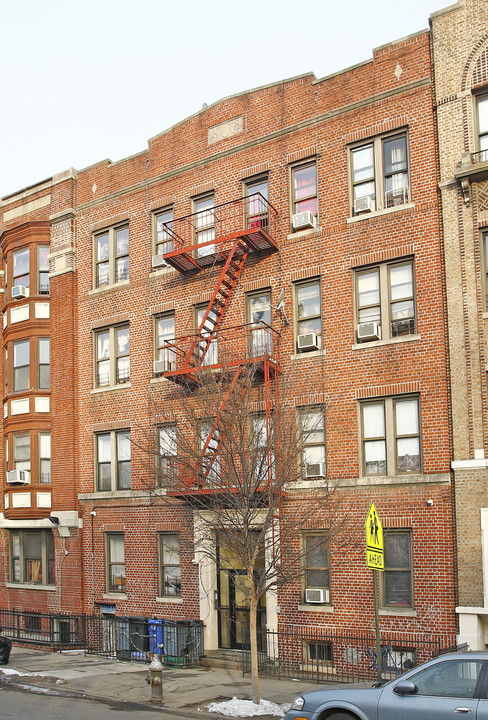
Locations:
408;659;483;698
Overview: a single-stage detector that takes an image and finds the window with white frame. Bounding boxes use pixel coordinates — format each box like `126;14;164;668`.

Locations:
13;339;30;392
194;195;215;258
250;413;274;483
159;533;181;596
246;290;273;357
154;207;174;256
291;161;318;226
95;324;130;387
478;95;488;160
39;432;51;483
195;304;218;365
96;430;131;491
199;419;220;482
13;433;31;478
244;177;269;230
38;246;50;294
94;225;129;287
13;248;29;292
299;407;325;478
351;132;409;215
106;533;125;593
10;529;54;586
294;279;322;353
38;337;50;390
154;313;175;373
360;396;421;476
303;534;330;602
157;424;177;485
355;259;416;342
383;530;413;608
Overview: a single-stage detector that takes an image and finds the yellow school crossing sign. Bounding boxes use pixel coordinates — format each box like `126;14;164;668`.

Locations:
365;503;384;570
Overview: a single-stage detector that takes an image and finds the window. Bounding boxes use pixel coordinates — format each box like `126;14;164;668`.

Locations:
199;420;220;482
299;407;325;478
306;641;333;664
38;338;50;389
351;132;409;215
250;413;274;483
157;424;177;484
408;658;482;698
159;533;181;596
39;432;51;483
246;291;272;357
244;177;269;230
478;95;488;160
294;279;322;352
38;246;49;294
155;313;175;373
154;207;174;256
96;430;131;491
95;324;130;387
383;531;413;607
196;304;218;365
303;535;329;600
13;339;30;392
14;433;31;477
10;530;54;585
291;162;318;220
194;195;215;258
360;396;421;476
106;533;125;593
94;225;129;288
13;248;29;290
355;259;416;342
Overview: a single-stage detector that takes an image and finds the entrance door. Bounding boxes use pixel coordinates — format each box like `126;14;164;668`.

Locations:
218;563;266;650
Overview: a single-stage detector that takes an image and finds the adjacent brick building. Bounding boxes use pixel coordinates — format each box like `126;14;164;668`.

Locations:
0;21;458;662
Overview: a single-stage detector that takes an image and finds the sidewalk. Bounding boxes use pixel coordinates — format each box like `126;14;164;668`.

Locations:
0;646;327;717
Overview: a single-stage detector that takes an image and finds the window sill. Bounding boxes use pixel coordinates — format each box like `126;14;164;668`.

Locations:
5;582;56;591
352;334;420;350
297;603;334;613
103;592;127;600
347;202;415;224
91;383;132;394
89;279;130;296
286;226;322;241
156;596;183;604
290;349;325;360
379;607;416;617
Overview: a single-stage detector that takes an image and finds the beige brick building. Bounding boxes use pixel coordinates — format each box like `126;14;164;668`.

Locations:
432;0;488;648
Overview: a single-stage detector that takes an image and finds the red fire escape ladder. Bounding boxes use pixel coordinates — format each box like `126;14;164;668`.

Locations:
183;238;250;370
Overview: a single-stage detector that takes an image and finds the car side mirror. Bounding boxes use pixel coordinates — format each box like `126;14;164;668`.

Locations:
393;680;418;695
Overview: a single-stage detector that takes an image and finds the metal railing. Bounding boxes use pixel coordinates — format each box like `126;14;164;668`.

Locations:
0;609;85;649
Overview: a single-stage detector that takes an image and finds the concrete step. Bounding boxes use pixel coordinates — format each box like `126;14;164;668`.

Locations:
201;649;244;670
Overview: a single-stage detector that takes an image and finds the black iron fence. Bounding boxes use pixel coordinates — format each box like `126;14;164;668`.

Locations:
0;608;84;649
242;626;459;683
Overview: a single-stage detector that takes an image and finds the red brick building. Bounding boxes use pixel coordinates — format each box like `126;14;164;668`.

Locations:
0;27;457;663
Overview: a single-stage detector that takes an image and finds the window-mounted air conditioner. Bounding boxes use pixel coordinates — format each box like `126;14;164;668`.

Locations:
152;254;169;270
12;285;27;300
357;322;381;342
297;332;321;351
306;462;326;478
6;469;30;485
305;587;329;604
354;196;375;214
154;359;174;375
292;211;317;231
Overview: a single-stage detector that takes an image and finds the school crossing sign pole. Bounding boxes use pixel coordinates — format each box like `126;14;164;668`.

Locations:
365;503;384;682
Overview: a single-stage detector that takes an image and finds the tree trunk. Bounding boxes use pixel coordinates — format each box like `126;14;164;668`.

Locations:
249;590;261;704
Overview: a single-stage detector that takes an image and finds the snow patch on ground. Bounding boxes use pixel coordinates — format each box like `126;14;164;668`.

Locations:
0;668;29;676
206;696;291;717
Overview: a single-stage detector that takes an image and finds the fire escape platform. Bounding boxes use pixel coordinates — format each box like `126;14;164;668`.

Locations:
163;227;278;274
163;354;279;387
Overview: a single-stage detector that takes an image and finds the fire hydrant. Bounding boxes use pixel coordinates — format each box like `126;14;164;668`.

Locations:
146;654;164;703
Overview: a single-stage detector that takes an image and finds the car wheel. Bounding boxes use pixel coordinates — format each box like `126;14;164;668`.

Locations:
325;713;357;720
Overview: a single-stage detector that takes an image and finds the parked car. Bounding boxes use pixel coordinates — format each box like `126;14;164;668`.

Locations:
285;651;488;720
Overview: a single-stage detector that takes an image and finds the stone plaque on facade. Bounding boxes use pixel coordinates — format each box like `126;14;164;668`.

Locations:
208;116;244;145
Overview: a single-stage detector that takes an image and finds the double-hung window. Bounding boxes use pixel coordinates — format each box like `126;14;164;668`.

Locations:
38;338;50;389
200;420;220;482
303;535;330;603
361;396;421;476
299;407;326;478
10;529;54;586
14;433;31;480
356;259;416;342
159;534;181;597
13;339;30;392
245;177;269;230
383;530;413;607
95;225;129;288
38;246;50;294
157;424;177;484
247;291;272;357
194;195;215;258
291;162;318;227
295;279;322;352
39;432;51;483
96;430;131;491
351;132;409;215
155;313;175;373
154;208;174;257
13;248;29;294
478;95;488;161
250;413;274;483
95;324;130;387
196;304;218;365
106;533;125;593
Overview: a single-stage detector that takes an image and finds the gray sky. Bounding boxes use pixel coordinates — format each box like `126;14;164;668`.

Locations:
1;0;451;199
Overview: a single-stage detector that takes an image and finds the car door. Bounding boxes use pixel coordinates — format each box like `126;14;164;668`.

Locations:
378;658;484;720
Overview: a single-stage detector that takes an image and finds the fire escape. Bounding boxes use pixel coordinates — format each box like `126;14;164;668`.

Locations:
158;194;280;494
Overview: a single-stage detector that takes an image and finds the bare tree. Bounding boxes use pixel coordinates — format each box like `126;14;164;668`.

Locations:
145;362;350;704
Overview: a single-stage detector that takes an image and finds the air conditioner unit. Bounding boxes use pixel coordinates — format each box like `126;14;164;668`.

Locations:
154;359;174;375
357;322;381;341
354;196;375;214
305;587;329;604
6;469;30;485
306;462;326;478
297;332;321;351
292;211;316;231
11;285;27;299
152;253;169;270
